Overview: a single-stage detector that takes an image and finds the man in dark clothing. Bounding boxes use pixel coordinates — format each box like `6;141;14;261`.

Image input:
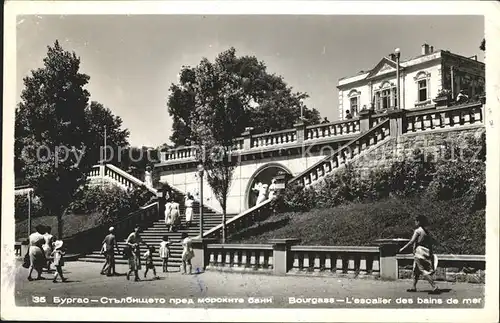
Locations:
101;227;120;276
345;110;353;119
321;117;330;124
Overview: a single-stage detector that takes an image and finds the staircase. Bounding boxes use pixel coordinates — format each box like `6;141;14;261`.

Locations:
82;164;235;271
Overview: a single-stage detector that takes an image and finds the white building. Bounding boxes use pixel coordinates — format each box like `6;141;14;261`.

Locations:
337;43;485;120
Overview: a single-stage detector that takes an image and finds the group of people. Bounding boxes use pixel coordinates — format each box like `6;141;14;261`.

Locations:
252;179;278;206
24;224;67;283
120;225;194;282
164;193;194;231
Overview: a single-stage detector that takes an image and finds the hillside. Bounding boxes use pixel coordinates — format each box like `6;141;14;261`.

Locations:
230;197;485;255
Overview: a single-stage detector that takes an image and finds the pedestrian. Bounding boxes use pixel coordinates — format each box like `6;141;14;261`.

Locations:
164;198;173;231
101;226;120;276
321;117;330;124
26;225;47;281
345;110;353;119
143;246;159;279
42;226;54;272
159;235;171;273
184;193;194;228
399;215;440;294
170;200;181;232
51;240;67;283
180;232;194;275
125;225;149;282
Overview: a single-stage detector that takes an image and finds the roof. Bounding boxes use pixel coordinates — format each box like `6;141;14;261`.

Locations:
338;48;484;85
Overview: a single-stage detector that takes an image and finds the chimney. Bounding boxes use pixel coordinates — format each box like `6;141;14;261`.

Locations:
430;46;434;53
421;43;430;55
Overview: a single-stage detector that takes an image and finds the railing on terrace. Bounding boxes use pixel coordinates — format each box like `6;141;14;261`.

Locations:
252;128;297;148
206;244;274;273
305;118;360;141
193;241;485;282
290;119;391;187
158;118;363;164
289;246;380;277
397;253;485;283
88;164;158;196
405;101;483;133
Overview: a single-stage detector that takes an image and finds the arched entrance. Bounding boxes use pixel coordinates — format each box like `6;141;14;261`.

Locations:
245;163;293;210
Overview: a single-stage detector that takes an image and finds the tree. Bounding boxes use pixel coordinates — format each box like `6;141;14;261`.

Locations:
187;50;252;242
84;101;130;166
167;47;321;146
15;41;129;238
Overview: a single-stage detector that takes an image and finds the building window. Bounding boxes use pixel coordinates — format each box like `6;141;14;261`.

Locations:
350;97;359;116
381;89;391;110
418;79;428;102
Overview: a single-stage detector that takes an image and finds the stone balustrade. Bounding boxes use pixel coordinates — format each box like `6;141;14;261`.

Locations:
305;119;360;141
206;244;274;273
87;163;158;196
289;246;380;277
251;129;297;148
291;119;391;187
397;253;485;283
405;102;483;133
190;238;485;282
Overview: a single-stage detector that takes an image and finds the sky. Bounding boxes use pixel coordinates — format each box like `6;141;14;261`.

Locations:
16;15;484;147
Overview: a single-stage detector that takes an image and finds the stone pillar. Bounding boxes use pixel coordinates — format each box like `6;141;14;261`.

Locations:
191;238;217;273
375;239;408;280
242;127;254;151
294;121;307;143
388;109;406;138
271;238;300;275
359;109;374;132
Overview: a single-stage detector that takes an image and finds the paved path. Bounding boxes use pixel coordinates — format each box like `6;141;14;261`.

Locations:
15;261;484;308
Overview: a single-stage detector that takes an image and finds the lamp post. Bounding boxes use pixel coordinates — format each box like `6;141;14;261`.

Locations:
395;48;401;110
197;164;204;237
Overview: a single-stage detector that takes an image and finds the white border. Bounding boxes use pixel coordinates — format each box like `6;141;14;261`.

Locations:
2;1;499;322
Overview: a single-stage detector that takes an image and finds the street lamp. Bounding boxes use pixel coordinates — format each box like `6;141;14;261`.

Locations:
394;48;401;110
197;163;204;237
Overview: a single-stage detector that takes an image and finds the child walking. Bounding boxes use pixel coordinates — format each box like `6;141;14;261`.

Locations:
51;240;67;283
144;246;158;279
159;235;171;273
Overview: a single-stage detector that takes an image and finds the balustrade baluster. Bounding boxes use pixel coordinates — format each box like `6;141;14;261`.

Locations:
452;113;461;126
292;253;300;271
267;251;273;269
473;107;482;123
250;252;257;269
242;252;249;268
258;253;265;269
463;111;471;124
423;115;432;130
335;256;343;274
216;252;223;267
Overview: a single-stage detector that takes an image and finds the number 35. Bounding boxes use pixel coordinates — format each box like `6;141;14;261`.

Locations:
32;296;46;303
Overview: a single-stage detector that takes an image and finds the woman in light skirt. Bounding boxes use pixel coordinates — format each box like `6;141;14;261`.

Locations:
164;199;172;230
180;232;194;275
42;226;54;272
184;193;194;227
399;215;439;294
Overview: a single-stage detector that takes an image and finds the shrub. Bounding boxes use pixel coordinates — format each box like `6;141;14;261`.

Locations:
281;181;317;212
15;194;45;221
67;185;154;225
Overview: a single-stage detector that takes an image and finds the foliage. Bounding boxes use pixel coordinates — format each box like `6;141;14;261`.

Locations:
167;47;321;146
234;197;485;255
480;38;485;52
67;185;153;226
15;194;45;222
281;131;485;213
15;41;130;237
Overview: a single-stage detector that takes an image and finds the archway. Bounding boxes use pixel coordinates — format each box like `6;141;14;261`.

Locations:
244;163;293;210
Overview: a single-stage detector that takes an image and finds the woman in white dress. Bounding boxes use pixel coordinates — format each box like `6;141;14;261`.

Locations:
170;200;181;232
42;226;54;271
27;225;46;281
180;232;194;275
268;179;278;200
164;199;172;230
184;193;194;227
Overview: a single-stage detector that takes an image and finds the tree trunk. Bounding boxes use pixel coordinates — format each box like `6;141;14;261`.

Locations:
222;207;227;244
57;209;63;239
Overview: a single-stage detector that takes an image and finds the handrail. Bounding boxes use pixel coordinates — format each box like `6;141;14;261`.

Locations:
406;100;483;118
207;244;273;250
202;198;274;238
305;117;360;130
106;164;158;195
396;253;485;261
290;245;380;253
289;119;390;186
